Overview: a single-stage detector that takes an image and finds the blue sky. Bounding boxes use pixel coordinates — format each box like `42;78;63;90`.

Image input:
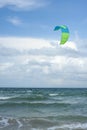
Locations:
0;0;87;87
0;0;87;38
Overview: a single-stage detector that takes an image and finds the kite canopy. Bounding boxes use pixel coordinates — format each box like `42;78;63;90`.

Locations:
54;25;69;44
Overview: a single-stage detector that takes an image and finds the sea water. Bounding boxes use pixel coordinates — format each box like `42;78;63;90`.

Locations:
0;88;87;130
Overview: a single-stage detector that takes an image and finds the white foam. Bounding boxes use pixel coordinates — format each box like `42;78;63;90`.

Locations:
16;119;23;128
0;117;9;128
47;123;87;130
0;96;11;100
49;94;58;96
0;95;20;100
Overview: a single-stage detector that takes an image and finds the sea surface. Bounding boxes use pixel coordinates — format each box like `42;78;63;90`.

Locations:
0;88;87;130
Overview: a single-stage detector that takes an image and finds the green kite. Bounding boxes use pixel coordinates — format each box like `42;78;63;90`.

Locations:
54;25;69;44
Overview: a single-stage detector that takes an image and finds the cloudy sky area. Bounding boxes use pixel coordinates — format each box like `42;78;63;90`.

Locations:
0;0;87;88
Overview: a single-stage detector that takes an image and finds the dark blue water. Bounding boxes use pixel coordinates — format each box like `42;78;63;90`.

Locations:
0;88;87;130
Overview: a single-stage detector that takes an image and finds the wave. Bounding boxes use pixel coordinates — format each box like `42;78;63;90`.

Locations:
49;115;87;122
0;101;72;108
1;116;87;130
0;94;47;102
0;95;21;100
0;97;12;100
0;117;9;128
0;117;23;129
49;93;59;96
0;95;86;107
47;123;87;130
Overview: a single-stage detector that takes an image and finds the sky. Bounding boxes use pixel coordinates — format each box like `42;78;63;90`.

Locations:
0;0;87;88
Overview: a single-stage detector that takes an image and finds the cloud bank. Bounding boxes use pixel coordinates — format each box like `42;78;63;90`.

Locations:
0;36;87;87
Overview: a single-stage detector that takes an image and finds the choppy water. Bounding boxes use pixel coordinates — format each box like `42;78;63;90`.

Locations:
0;88;87;130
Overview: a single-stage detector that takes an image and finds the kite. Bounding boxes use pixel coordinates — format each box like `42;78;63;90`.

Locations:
54;25;69;44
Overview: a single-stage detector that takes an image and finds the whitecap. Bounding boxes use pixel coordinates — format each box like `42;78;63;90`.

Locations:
49;94;58;96
0;117;9;128
0;97;11;100
47;123;87;130
16;119;23;128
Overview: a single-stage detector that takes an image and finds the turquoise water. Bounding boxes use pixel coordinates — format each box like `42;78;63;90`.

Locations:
0;88;87;130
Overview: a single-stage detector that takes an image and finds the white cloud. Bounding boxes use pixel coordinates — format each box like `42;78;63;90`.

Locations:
0;37;54;51
7;16;22;26
62;41;78;51
0;62;13;71
0;37;78;52
0;36;87;87
50;40;78;51
0;54;87;87
0;0;47;10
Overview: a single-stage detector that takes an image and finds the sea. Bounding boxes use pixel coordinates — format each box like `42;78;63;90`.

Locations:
0;88;87;130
